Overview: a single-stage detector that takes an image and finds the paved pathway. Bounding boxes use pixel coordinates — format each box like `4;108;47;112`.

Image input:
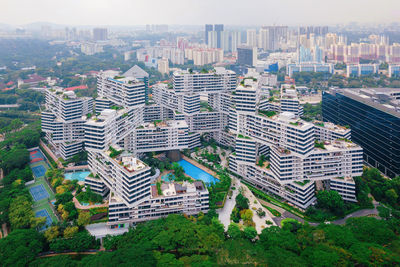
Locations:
241;182;276;233
217;179;239;230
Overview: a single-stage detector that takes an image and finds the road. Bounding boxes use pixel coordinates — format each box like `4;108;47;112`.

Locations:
260;197;380;226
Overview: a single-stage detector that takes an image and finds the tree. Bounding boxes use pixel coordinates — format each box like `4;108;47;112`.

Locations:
385;189;398;206
0;229;45;266
44;226;60;242
227;223;242;239
9;195;44;229
240;209;253;222
64;226;79;238
235;193;249;210
77;211;91;226
0;147;29;174
243;226;257;240
345;217;397;245
316;190;344;216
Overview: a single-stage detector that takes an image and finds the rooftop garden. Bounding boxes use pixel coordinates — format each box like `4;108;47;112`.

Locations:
289;121;300;126
200;101;213;112
314;141;326;149
153;120;163;127
294;180;311;186
259;110;277;117
237;134;251;139
109;146;124;158
314;122;324;127
110;105;123;110
113;76;125;79
337;138;352;143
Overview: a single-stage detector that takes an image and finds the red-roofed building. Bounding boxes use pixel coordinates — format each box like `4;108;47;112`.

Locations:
6;81;14;86
64;85;88;91
22;74;46;86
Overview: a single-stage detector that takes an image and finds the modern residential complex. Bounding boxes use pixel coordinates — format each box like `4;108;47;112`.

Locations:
322;88;400;178
41;64;367;228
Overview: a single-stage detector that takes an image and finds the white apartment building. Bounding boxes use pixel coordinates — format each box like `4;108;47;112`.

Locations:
172;68;236;93
158;58;169;74
126;120;189;153
97;72;146;108
227;85;363;209
41;89;93;159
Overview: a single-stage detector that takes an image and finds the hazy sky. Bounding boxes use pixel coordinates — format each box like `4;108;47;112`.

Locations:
1;0;400;26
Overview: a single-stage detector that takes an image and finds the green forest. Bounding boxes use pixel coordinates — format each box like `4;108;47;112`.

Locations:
1;213;398;266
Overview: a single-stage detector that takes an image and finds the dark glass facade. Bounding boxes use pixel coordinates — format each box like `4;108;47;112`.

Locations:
322;91;400;178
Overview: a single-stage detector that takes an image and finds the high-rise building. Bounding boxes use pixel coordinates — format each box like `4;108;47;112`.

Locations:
92;28;108;41
158;58;169;75
260;26;288;51
41;89;93;160
214;24;224;49
237;45;257;66
205;24;213;45
122;65;150;103
246;29;257;47
322;88;400;178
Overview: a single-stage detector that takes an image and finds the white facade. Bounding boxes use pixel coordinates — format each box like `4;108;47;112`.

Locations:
41;89;93;159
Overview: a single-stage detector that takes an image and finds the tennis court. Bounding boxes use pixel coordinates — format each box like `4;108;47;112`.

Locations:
32;165;47;178
30;149;45;160
30;184;50;201
35;209;53;230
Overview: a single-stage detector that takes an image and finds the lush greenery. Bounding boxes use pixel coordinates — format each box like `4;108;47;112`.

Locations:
301;102;322;121
0;121;41;228
362;167;400;210
76;186;103;204
259;110;277;117
16;214;400;266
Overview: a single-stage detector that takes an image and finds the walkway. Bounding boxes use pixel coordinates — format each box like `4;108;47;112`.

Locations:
86;222;129;239
217;178;239;230
72;196;109;210
65;165;89;171
241;181;276;233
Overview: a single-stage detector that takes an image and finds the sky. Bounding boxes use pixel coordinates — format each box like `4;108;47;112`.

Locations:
1;0;400;26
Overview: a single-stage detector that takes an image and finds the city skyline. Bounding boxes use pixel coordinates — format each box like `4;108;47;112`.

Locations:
1;0;400;27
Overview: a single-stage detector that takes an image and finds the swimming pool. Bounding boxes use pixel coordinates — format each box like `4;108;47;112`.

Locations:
177;159;218;184
65;171;91;182
161;173;175;182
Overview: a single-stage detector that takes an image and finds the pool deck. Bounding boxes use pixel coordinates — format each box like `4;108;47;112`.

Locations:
181;155;217;177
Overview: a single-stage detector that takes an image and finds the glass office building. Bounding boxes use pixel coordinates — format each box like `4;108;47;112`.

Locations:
322;89;400;178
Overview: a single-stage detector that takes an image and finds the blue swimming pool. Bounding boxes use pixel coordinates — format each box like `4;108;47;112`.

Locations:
161;173;175;182
65;171;91;182
177;159;218;184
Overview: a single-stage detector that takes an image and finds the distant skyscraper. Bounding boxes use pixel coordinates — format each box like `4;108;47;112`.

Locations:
205;24;213;45
93;28;108;41
246;29;257;48
237;46;257;66
214;24;224;49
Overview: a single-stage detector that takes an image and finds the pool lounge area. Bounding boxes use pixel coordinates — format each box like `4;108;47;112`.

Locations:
64;171;91;182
